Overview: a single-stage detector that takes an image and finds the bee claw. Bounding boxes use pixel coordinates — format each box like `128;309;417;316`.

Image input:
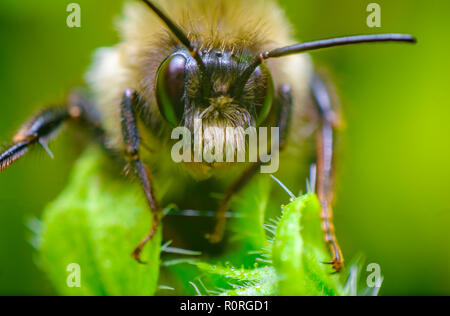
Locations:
38;139;54;159
132;250;149;265
323;261;335;265
205;232;223;244
322;260;343;273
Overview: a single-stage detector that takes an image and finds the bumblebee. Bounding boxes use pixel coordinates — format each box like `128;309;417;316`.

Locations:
0;0;415;271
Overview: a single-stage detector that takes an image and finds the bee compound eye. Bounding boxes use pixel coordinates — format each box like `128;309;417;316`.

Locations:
155;55;187;127
254;65;274;126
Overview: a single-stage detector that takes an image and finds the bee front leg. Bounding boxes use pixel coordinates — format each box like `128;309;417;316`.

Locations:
120;89;162;263
208;85;293;243
0;107;70;172
311;74;344;272
0;90;107;173
207;162;261;243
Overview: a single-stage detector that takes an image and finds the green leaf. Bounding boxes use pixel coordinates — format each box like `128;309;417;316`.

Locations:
165;192;346;296
272;194;343;296
167;260;277;296
222;175;271;267
37;147;161;296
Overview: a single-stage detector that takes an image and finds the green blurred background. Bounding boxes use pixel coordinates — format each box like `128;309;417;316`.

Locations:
0;0;448;295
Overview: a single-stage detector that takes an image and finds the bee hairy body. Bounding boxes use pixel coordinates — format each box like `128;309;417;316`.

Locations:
87;0;325;266
88;0;313;181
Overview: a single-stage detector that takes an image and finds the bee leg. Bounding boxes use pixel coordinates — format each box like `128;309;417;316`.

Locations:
0;107;71;172
208;85;293;243
120;89;162;263
0;90;112;173
67;90;112;155
277;84;294;150
207;162;262;243
311;74;344;272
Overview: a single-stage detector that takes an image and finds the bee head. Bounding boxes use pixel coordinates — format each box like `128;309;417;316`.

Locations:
155;48;274;131
142;0;274;134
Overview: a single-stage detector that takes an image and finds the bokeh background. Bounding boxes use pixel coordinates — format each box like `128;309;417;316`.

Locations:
0;0;448;295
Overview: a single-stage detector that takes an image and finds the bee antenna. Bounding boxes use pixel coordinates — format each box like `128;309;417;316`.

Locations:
236;34;416;96
142;0;208;76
